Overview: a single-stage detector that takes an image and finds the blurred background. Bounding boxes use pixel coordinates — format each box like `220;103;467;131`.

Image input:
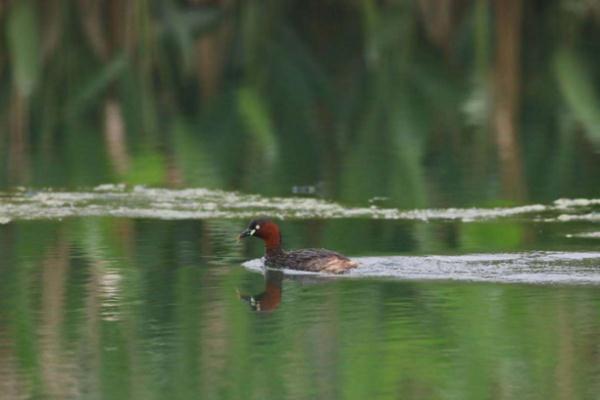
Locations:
0;0;598;206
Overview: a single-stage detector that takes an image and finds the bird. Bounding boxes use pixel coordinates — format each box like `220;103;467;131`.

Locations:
238;219;358;274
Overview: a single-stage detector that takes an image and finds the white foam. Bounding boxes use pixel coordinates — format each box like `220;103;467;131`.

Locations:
242;251;600;285
556;213;600;222
0;185;597;223
567;231;600;239
554;198;600;208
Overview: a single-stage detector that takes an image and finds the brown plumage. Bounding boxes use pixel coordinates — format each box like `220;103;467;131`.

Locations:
238;219;358;274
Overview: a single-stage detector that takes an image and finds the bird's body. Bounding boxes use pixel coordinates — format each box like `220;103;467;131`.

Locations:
265;246;358;274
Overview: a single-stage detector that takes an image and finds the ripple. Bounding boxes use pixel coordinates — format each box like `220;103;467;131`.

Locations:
243;252;600;285
566;231;600;239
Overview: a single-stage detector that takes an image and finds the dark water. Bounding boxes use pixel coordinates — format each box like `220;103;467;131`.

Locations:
1;0;600;399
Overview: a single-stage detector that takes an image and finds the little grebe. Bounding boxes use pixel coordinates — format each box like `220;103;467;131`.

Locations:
238;219;358;274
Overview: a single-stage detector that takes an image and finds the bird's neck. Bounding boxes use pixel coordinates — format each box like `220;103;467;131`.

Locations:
265;241;284;258
263;231;282;253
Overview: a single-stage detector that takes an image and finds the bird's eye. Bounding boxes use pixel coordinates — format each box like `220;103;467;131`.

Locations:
255;224;261;230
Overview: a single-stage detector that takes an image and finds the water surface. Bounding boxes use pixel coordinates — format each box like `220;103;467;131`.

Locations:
0;187;599;399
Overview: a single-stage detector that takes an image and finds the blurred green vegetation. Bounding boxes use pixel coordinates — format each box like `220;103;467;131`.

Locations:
0;0;598;207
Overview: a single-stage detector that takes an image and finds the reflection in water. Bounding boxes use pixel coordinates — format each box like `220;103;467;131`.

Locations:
40;239;73;399
104;100;130;175
493;0;525;200
0;218;599;399
7;92;30;185
238;269;283;312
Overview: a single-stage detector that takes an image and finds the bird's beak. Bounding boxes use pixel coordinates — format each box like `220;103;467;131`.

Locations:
237;228;254;241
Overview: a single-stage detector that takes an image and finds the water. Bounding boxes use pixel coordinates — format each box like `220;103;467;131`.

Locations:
0;188;599;399
0;185;598;223
246;252;600;284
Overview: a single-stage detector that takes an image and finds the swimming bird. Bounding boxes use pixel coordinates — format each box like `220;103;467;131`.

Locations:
238;219;358;274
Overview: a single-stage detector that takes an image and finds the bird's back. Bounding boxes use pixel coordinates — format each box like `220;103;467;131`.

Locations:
266;248;358;274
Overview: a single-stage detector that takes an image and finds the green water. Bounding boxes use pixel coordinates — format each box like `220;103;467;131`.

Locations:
1;0;600;399
1;211;599;399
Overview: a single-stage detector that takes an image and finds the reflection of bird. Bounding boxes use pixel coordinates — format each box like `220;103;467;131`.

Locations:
238;219;358;274
237;269;283;312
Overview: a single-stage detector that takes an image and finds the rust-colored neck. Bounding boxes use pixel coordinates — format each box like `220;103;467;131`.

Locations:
264;235;281;251
259;223;282;251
